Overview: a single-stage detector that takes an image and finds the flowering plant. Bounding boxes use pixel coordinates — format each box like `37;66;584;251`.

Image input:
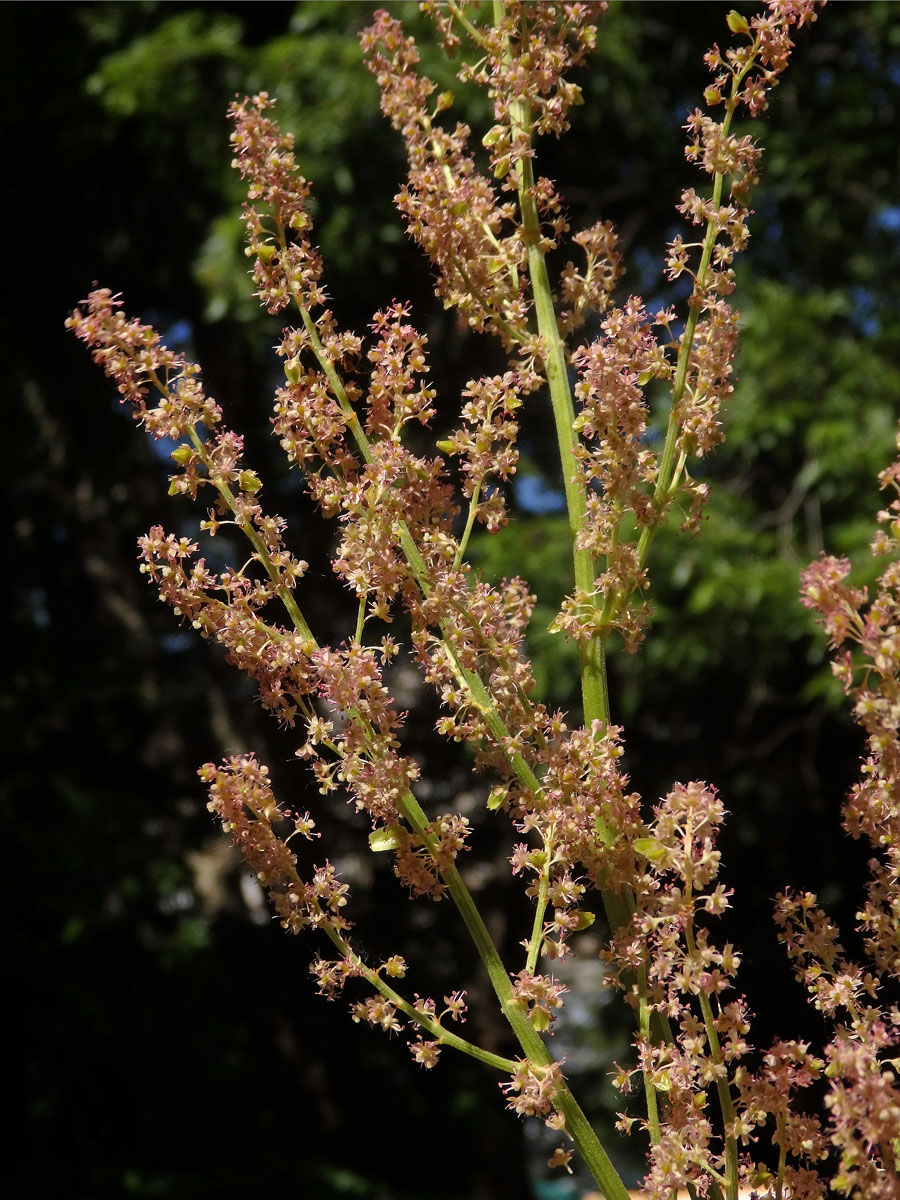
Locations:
68;3;900;1197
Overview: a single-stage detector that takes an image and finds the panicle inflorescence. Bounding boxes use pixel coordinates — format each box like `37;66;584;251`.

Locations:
606;777;833;1199
200;755;333;935
438;2;604;177
658;0;822;531
361;9;527;344
785;426;900;1195
363;4;619;353
65;288;222;436
69;3;853;1195
229;92;325;314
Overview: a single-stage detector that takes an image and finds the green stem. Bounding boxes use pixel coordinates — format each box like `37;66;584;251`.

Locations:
774;1113;787;1200
447;0;488;49
354;592;366;645
506;80;608;729
639;982;662;1149
453;480;482;571
525;845;551;974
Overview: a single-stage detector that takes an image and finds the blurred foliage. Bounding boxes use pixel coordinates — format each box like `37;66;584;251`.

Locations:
7;1;900;1196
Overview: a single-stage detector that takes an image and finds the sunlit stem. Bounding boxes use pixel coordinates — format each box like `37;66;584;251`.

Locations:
525;845;551;975
639;985;662;1148
503;68;608;729
354;592;367;645
454;480;482;571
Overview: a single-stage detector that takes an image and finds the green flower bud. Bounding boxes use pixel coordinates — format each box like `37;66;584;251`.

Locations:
486;786;507;811
369;826;402;852
634;837;667;863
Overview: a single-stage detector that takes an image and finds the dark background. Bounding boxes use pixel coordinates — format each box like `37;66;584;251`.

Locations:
7;3;900;1197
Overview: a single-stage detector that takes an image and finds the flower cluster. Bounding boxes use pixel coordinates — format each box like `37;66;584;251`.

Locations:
511;969;567;1033
361;10;527;343
704;3;823;120
229;92;326;314
655;1;822;556
609;783;740;1190
68;5;854;1198
65;288;222;438
200;755;334;936
502;719;646;960
779;427;900;1195
500;1056;565;1119
549;301;672;649
609;781;832;1199
438;2;604;177
363;4;621;352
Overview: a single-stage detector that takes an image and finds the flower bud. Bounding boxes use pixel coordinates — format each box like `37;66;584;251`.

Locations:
487;786;508;811
369;826;402;852
634;836;667;863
